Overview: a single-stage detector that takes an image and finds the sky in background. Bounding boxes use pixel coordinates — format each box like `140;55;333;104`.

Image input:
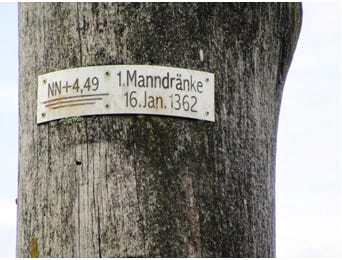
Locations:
276;2;341;257
0;2;340;258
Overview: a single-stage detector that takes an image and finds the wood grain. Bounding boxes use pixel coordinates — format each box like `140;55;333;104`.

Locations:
17;3;301;257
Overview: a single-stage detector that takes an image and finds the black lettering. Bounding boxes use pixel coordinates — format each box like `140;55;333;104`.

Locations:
147;95;154;108
156;96;163;108
183;79;190;91
138;75;145;87
190;96;197;112
189;76;197;92
162;72;170;89
146;75;153;88
154;76;161;88
127;70;137;87
63;81;71;93
55;81;62;96
48;83;54;97
170;77;175;89
197;81;203;93
175;78;183;91
143;91;147;107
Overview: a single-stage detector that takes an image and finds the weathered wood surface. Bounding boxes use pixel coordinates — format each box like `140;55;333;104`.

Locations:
17;3;301;257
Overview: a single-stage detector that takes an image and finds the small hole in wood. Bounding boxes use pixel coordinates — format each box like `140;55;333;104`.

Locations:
76;160;82;165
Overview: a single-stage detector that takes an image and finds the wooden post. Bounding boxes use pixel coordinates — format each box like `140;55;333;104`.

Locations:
17;3;301;257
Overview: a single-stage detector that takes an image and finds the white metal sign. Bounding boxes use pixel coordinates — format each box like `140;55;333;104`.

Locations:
37;65;215;124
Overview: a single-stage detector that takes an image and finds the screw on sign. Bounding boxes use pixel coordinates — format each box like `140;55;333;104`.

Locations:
18;3;301;257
